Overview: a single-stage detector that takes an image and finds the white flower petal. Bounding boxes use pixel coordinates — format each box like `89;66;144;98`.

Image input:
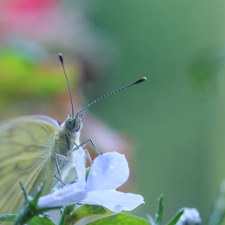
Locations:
38;181;86;208
82;190;144;212
86;152;129;191
38;150;143;213
74;146;86;183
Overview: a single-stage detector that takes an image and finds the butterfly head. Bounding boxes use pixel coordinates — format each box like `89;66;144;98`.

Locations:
65;112;83;133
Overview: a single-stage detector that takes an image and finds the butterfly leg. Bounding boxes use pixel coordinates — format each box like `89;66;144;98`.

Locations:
53;153;68;185
79;139;101;155
71;142;93;164
79;139;101;164
83;149;93;164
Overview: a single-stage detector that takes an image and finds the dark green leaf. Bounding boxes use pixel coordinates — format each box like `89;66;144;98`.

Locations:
27;215;55;225
154;195;163;225
87;213;150;225
165;209;183;225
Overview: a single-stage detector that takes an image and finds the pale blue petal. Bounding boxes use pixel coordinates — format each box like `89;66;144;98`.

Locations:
38;181;86;208
86;152;129;191
82;190;144;212
74;146;86;183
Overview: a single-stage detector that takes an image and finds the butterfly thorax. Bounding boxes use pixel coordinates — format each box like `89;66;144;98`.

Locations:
54;124;79;156
53;114;83;165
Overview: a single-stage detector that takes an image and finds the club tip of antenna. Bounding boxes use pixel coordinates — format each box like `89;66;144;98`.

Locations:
58;53;64;65
141;77;147;81
134;77;147;84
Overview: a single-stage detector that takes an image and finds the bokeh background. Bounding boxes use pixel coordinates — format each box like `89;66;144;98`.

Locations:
1;0;225;223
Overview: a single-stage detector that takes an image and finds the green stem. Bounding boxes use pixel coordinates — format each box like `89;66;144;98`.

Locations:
58;205;75;225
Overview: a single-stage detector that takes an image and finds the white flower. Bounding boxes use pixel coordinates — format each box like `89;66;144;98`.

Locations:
38;147;144;212
176;208;202;225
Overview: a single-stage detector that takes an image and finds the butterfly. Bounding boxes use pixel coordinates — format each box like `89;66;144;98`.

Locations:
0;54;147;214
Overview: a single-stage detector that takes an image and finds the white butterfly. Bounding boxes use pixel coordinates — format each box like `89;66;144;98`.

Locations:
0;54;147;213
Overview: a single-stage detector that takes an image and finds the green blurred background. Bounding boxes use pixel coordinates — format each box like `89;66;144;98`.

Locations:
1;0;225;223
89;1;225;222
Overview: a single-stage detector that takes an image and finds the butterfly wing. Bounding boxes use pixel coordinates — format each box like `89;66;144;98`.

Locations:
0;115;60;213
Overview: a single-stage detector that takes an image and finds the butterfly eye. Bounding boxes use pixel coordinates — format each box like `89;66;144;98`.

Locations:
65;117;76;131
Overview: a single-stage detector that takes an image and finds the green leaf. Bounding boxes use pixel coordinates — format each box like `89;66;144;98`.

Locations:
0;214;16;222
154;195;163;225
165;209;183;225
27;216;55;225
63;205;106;225
87;213;150;225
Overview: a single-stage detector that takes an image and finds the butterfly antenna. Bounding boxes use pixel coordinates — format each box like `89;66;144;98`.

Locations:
79;77;147;115
58;53;75;117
